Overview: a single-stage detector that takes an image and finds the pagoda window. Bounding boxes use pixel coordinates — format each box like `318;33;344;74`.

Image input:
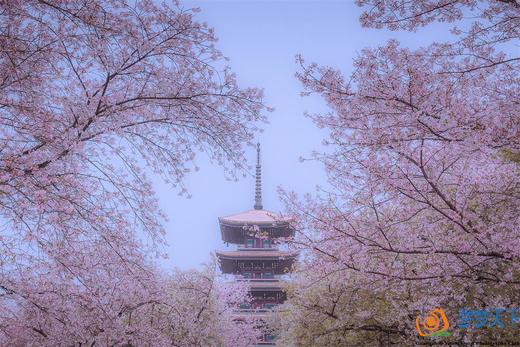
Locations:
246;239;254;248
239;303;251;309
243;272;251;279
263;272;274;279
262;239;270;248
265;334;275;342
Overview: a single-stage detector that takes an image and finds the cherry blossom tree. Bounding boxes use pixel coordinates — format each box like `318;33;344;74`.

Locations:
2;259;258;346
0;0;264;344
280;0;519;344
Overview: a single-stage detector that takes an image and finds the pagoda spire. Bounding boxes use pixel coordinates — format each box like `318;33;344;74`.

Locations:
254;142;263;210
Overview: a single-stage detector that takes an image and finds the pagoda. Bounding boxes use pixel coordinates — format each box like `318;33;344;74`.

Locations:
216;144;298;345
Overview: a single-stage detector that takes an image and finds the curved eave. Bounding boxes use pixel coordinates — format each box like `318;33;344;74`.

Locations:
219;223;295;244
232;312;271;321
215;250;299;260
241;279;287;292
218;209;293;227
216;250;298;274
218;218;292;228
249;282;283;291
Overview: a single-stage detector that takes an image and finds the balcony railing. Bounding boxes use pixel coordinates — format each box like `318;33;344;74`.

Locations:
235;305;279;313
237;278;278;282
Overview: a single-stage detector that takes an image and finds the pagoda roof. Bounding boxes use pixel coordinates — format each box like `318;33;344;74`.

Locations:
232;312;272;320
216;249;298;260
219;209;292;227
248;280;284;291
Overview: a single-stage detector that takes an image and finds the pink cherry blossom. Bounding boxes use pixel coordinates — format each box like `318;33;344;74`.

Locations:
280;0;519;344
0;0;265;344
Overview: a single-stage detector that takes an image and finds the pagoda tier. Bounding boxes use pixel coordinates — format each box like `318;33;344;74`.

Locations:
216;249;298;274
238;281;287;309
219;209;294;244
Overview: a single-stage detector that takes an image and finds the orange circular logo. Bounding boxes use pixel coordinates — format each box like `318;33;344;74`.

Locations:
416;308;451;337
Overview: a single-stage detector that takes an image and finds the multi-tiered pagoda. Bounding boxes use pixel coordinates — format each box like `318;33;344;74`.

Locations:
216;144;297;345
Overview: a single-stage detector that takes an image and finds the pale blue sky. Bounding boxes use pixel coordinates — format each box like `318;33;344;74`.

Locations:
154;0;452;271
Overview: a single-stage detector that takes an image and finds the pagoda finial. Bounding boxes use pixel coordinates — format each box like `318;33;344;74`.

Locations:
254;142;263;210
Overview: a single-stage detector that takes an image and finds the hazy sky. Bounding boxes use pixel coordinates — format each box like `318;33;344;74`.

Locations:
154;0;452;271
